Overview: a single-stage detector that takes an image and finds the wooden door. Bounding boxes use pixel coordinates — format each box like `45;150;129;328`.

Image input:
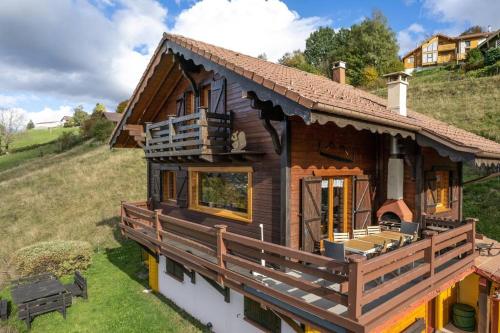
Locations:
210;77;226;114
301;176;322;253
150;163;161;208
353;175;374;229
176;169;188;208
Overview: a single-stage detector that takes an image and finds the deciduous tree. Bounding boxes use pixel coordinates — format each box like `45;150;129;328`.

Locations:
278;50;321;74
116;100;129;114
72;105;89;126
0;108;25;153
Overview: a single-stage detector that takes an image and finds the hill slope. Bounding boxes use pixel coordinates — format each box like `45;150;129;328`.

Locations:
372;69;500;240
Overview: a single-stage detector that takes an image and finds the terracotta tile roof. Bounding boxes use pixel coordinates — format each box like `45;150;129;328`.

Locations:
103;112;123;123
164;33;500;160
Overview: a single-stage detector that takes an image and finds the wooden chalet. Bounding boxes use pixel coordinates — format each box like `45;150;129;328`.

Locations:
110;33;500;333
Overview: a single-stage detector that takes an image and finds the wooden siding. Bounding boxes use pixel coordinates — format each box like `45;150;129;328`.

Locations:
149;70;283;244
289;117;377;250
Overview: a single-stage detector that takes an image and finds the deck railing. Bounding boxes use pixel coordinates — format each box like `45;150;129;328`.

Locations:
120;202;477;332
144;108;231;159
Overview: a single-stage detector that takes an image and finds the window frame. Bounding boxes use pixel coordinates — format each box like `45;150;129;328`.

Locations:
188;166;253;223
243;297;281;333
435;170;450;212
162;170;176;204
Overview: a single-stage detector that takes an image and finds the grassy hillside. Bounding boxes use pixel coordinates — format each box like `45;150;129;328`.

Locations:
11;127;76;150
372;69;500;240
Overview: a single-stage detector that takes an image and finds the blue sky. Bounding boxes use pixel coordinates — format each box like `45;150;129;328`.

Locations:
0;0;497;124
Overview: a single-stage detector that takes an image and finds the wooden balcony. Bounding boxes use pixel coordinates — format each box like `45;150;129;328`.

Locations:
144;108;232;162
438;43;456;52
120;202;477;332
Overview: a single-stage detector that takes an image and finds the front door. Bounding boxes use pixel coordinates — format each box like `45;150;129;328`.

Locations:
320;176;351;242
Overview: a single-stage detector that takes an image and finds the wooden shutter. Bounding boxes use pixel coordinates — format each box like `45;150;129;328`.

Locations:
210;78;226;114
424;171;437;214
450;170;460;211
176;98;185;117
353;175;374;229
301;176;322;253
176;169;188;208
150;163;161;208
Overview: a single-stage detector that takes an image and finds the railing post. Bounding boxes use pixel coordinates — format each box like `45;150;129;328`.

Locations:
425;234;436;287
214;225;227;285
144;122;152;149
348;254;365;321
465;218;477;255
120;201;125;236
199;108;208;153
168;117;175;153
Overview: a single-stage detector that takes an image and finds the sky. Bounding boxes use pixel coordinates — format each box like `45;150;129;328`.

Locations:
0;0;498;124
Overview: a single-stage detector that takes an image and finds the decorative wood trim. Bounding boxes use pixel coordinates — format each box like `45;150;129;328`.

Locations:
313;169;363;177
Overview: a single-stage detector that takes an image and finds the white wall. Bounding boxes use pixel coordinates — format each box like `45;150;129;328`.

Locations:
158;255;297;333
35;121;63;129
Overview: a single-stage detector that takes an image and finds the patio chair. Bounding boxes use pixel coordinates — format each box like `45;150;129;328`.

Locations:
333;232;349;242
0;298;7;321
352;229;367;239
367;225;381;235
64;271;88;299
323;240;346;262
401;221;419;242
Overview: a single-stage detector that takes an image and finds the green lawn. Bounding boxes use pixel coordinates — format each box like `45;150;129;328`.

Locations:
0;241;207;333
11;127;77;150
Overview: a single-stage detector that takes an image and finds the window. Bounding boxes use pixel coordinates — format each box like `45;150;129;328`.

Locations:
464;40;471;48
200;84;211;110
165;257;184;282
244;297;281;333
407;56;414;64
162;171;176;203
189;167;252;222
435;170;450;212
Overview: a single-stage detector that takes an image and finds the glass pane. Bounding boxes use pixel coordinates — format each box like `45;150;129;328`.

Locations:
320;180;329;239
198;172;248;213
333;178;344;232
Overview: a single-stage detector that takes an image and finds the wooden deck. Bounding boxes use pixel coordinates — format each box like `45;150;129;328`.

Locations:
120;201;477;332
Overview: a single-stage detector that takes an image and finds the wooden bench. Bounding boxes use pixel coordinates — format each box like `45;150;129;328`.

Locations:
64;271;88;299
0;298;8;321
18;293;71;329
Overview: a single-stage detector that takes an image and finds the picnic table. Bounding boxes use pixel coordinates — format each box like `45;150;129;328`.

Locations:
11;274;71;329
343;239;379;255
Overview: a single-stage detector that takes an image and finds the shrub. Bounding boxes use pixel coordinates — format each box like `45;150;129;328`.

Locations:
12;240;92;277
484;48;500;66
90;118;115;143
56;131;82;152
360;66;380;88
465;48;484;71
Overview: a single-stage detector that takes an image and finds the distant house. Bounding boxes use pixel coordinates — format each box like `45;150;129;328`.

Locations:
103;112;123;124
34;120;64;129
403;31;493;72
478;29;500;51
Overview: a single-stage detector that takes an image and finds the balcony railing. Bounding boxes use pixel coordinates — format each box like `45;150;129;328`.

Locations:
120;201;477;332
144;108;231;160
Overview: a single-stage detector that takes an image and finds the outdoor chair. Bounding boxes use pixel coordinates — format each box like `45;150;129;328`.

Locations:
352;229;367;239
64;271;88;300
323;240;346;262
0;298;8;321
401;221;419;242
333;232;350;242
367;226;381;235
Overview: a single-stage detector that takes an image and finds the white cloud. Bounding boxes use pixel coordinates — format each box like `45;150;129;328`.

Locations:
398;23;427;56
171;0;327;62
423;0;500;33
24;106;73;124
0;95;19;107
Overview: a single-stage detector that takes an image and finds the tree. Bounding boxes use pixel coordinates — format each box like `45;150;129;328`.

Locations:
116;100;129;114
465;48;484;70
302;11;401;85
484;47;500;66
26;120;35;130
0;108;25;153
91;103;106;117
72;105;89;126
257;53;268;61
461;26;484;36
278;50;321;74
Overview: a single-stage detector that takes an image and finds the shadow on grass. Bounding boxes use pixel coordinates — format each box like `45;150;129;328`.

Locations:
101;219;210;332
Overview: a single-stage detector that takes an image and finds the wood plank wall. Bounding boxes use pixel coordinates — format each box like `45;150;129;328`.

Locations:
152;70;283;243
289;117;377;250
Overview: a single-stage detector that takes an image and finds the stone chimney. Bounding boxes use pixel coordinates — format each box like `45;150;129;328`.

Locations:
332;61;346;84
383;71;411;117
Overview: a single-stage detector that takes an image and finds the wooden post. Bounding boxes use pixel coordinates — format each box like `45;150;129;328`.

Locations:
214;225;227;285
155;209;162;254
120;201;125;236
347;254;365;320
199;108;208;153
465;218;477;255
425;234;436;287
168;117;175;153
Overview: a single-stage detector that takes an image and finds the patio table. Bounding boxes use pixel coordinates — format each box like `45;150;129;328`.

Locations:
361;235;396;247
378;231;413;242
343;239;379;255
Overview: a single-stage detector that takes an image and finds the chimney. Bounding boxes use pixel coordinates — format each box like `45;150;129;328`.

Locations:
383;71;411;117
332;61;346;84
488;25;492;33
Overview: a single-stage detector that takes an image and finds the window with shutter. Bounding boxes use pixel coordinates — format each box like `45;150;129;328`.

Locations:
244;297;281;333
176;98;185;117
353;175;374;229
210;78;226;114
435;170;450;212
176;169;188;208
184;91;195;115
165;257;184;282
162;171;176;204
150;164;161;207
200;84;211;110
424;171;437;214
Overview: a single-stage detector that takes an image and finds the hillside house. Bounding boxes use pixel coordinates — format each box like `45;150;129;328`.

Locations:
110;33;500;333
402;32;492;72
34;119;64;129
478;29;500;51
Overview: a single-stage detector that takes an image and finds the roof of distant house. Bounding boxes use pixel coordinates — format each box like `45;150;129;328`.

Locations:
103;112;123;123
111;33;500;164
